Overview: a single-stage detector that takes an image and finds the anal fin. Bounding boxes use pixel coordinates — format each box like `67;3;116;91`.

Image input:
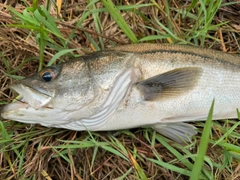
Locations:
152;122;197;143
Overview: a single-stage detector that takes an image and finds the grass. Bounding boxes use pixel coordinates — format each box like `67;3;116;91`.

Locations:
0;0;240;179
190;100;214;180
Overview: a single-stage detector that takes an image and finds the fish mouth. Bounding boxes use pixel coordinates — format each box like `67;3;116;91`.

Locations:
2;83;55;113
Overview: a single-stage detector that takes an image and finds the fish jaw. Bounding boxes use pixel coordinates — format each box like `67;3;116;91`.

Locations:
10;83;55;110
0;83;59;124
0;103;70;125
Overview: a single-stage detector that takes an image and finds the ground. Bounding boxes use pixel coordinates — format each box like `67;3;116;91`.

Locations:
0;0;240;179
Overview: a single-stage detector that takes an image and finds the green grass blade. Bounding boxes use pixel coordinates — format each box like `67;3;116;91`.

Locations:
148;158;193;177
117;168;133;180
91;4;104;49
0;52;11;73
47;49;77;66
187;0;199;12
3;72;25;80
128;148;148;180
9;57;39;74
213;121;240;146
8;6;37;25
155;135;195;171
86;4;152;14
101;145;128;161
32;0;39;11
217;142;240;154
34;7;65;43
38;22;46;71
101;0;138;43
190;100;214;180
91;146;99;170
139;35;173;42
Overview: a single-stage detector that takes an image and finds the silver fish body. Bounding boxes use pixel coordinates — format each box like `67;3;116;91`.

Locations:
1;43;240;142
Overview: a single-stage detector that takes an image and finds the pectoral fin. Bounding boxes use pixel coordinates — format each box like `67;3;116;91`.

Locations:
152;122;197;143
136;67;202;101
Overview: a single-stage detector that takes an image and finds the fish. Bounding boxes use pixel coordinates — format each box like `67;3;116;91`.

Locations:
1;43;240;142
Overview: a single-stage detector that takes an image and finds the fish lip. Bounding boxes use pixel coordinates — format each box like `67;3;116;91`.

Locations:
9;83;55;110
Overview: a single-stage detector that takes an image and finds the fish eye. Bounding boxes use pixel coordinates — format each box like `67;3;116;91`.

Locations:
39;67;59;82
42;71;52;82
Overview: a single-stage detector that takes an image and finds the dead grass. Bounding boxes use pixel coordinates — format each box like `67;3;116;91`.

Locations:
0;0;240;179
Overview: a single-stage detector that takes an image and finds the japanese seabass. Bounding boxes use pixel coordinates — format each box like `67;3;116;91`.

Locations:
1;43;240;142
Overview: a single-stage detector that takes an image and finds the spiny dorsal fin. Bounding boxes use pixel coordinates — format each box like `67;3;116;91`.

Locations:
136;67;202;101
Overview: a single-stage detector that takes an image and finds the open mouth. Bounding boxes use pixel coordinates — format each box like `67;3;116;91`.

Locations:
0;83;57;124
8;83;55;110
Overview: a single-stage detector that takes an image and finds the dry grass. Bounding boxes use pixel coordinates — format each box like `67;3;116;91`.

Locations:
0;0;240;179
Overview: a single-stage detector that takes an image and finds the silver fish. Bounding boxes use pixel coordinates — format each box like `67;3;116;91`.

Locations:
1;43;240;142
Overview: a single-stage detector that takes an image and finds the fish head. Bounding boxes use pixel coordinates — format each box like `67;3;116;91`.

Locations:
1;59;98;126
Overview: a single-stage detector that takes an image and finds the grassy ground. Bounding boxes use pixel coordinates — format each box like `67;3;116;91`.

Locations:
0;0;240;179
